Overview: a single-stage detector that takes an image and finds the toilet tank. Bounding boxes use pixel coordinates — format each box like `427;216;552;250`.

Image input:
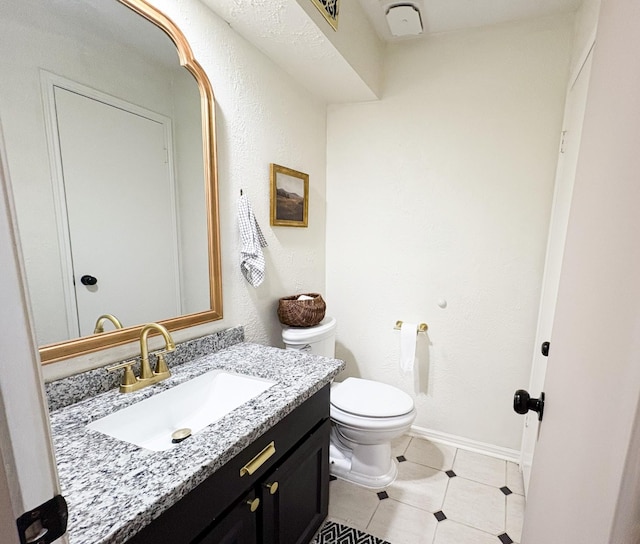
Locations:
281;317;336;357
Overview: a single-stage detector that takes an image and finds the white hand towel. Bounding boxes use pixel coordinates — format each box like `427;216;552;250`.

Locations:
238;194;268;287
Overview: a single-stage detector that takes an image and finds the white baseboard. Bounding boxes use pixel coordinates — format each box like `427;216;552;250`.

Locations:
409;425;521;464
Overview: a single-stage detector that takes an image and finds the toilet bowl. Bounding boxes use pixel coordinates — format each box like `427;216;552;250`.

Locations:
329;377;416;487
282;317;416;488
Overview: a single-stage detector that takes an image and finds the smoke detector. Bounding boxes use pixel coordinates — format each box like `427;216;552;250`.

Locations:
385;3;423;37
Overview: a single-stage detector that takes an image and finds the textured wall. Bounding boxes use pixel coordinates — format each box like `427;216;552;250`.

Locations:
150;0;328;343
326;15;574;450
201;0;382;103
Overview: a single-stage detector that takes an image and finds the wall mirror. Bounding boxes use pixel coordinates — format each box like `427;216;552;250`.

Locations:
0;0;222;364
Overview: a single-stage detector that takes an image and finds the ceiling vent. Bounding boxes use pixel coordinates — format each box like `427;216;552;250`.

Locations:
385;3;423;37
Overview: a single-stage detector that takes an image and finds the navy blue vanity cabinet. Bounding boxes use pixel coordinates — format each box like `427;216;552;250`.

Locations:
126;385;330;544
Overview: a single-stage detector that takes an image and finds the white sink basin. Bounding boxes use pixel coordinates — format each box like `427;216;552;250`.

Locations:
87;369;276;451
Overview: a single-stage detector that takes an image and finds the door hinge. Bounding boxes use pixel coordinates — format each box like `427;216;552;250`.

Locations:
16;495;68;544
560;130;567;154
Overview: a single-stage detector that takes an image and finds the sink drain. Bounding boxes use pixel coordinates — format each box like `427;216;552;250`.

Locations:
171;428;192;444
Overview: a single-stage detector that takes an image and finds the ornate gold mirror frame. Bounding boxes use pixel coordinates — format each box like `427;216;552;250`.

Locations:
40;0;222;364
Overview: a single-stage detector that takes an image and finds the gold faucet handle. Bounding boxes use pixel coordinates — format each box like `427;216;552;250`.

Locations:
106;360;137;386
106;359;136;371
154;348;173;356
152;351;171;377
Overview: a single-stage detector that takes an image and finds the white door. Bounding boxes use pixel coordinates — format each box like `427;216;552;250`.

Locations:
0;123;66;543
522;0;640;540
519;47;594;493
54;86;181;337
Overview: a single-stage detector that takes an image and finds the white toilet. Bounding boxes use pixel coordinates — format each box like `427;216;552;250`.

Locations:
282;317;416;488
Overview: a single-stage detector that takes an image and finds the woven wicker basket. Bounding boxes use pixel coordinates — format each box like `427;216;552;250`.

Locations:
277;293;326;327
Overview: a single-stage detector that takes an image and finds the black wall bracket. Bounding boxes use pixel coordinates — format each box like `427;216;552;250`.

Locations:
16;495;67;544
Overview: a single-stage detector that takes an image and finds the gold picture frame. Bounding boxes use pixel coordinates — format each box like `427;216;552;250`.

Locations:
310;0;339;31
270;163;309;228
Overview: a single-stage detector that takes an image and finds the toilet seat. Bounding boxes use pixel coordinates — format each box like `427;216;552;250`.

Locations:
330;378;414;418
330;404;417;432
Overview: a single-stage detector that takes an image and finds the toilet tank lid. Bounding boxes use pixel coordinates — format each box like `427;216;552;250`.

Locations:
331;378;414;418
282;316;336;343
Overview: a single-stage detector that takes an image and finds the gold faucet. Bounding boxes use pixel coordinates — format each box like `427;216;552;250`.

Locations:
107;323;175;393
93;314;123;334
139;323;175;380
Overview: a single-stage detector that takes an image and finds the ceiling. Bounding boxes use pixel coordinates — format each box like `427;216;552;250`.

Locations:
198;0;584;104
358;0;583;42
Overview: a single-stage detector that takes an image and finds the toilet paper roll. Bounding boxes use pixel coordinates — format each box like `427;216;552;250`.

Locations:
400;322;417;374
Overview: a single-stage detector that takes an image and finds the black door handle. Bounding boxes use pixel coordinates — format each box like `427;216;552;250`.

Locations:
513;389;545;421
80;275;98;286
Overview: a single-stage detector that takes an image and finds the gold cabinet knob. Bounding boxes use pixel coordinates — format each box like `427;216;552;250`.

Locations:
246;497;260;512
264;481;279;495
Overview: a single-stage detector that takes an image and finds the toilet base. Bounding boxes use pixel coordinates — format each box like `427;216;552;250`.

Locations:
329;426;399;488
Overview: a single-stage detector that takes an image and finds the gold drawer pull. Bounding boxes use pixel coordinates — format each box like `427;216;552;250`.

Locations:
246;497;260;512
240;441;276;477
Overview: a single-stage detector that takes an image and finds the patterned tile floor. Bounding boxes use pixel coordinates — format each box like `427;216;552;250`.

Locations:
327;435;526;544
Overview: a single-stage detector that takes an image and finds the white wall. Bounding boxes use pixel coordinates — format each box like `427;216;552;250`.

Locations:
147;0;328;339
326;15;574;451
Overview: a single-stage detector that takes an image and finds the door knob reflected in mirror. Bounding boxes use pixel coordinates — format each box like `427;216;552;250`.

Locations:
80;275;98;286
513;389;545;421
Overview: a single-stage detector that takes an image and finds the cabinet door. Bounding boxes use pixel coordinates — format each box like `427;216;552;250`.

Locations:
260;419;330;544
197;491;259;544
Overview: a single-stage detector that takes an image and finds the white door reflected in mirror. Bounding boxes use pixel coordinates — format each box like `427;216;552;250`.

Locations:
53;85;181;339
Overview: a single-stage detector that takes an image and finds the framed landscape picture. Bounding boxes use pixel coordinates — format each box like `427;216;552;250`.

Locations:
270;163;309;227
310;0;339;31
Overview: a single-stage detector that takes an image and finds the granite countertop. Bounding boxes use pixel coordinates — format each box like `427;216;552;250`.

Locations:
49;342;344;544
